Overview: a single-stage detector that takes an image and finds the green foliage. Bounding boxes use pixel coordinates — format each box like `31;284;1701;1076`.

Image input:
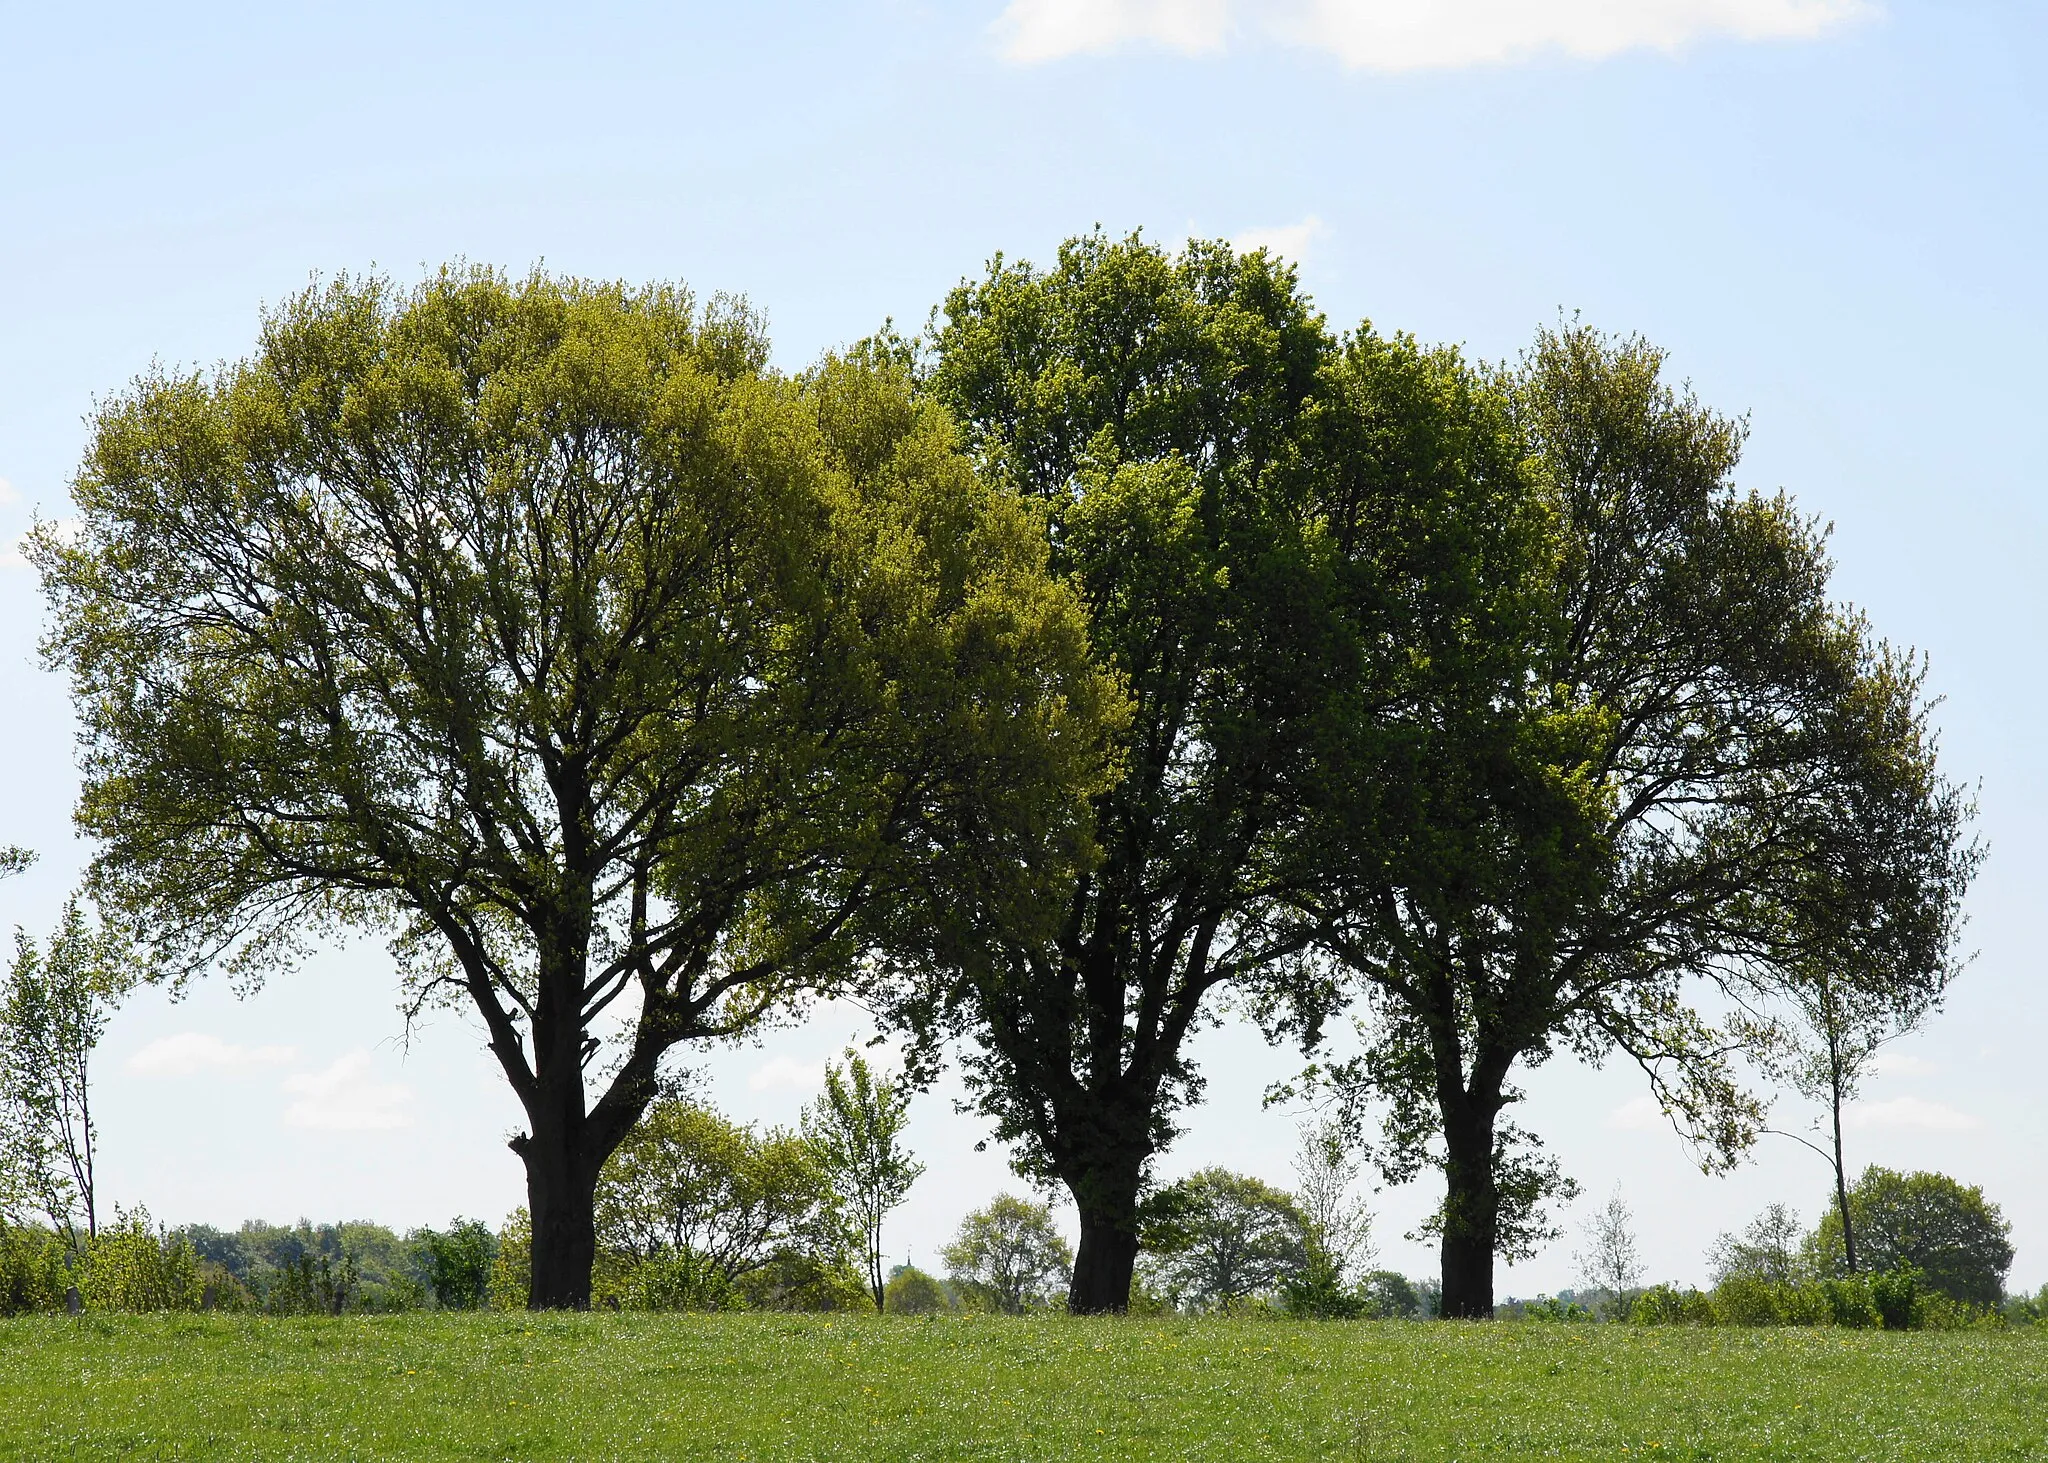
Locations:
941;1194;1072;1314
1809;1168;2014;1309
412;1221;496;1311
883;1266;951;1315
1870;1268;1921;1331
1360;1271;1423;1320
1709;1203;1808;1287
488;1210;531;1312
35;266;1118;1307
74;1211;203;1312
919;231;1350;1309
801;1050;922;1311
1139;1168;1313;1312
0;1222;66;1315
1279;1247;1368;1320
1292;326;1978;1317
1;899;132;1242
596;1096;842;1307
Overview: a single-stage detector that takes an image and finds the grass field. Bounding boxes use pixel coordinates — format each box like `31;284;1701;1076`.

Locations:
2;1313;2045;1461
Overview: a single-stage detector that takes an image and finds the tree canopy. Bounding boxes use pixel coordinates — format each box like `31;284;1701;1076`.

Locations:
33;267;1119;1307
1290;326;1979;1316
915;230;1358;1311
1810;1167;2014;1309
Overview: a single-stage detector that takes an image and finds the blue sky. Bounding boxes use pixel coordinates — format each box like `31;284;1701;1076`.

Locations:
2;0;2043;1295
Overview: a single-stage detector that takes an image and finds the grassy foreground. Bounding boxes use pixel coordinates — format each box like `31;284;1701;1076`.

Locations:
2;1313;2045;1462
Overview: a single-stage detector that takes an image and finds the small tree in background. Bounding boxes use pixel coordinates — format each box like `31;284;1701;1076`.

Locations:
1573;1188;1643;1320
883;1265;950;1314
0;898;133;1247
1808;1168;2013;1309
802;1050;923;1311
1291;1117;1374;1281
1139;1168;1312;1312
942;1194;1072;1314
596;1095;843;1308
412;1219;496;1310
1707;1203;1805;1287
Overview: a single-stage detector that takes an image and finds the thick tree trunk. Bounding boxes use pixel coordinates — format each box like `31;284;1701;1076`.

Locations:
1070;1209;1142;1314
1438;1107;1500;1319
521;1122;602;1310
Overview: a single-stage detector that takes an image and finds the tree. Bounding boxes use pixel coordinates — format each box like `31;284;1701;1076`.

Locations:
1288;326;1979;1316
412;1219;496;1310
596;1095;840;1302
33;269;1117;1307
0;899;132;1245
915;231;1353;1312
801;1049;923;1310
1291;1116;1374;1284
1808;1167;2013;1309
941;1193;1073;1313
883;1264;950;1314
1361;1270;1421;1319
0;850;29;881
1707;1202;1805;1287
1753;820;1972;1275
1572;1188;1643;1318
1138;1168;1312;1311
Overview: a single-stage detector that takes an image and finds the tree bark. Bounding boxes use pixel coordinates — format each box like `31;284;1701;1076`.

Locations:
519;1121;602;1310
1830;1047;1858;1274
1438;1104;1500;1319
1070;1205;1142;1314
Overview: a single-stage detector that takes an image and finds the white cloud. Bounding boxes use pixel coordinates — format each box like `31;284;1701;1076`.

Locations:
997;0;1234;62
749;1054;826;1093
1866;1052;1939;1078
0;477;18;507
995;0;1875;69
1232;215;1326;266
1605;1094;1667;1131
128;1032;299;1078
282;1052;413;1131
1845;1096;1980;1132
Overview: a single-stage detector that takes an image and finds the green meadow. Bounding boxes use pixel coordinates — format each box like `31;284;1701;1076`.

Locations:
3;1314;2044;1461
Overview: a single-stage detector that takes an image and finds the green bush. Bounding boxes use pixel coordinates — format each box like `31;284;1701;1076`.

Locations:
1871;1268;1920;1330
884;1266;951;1314
1712;1275;1785;1326
411;1219;495;1310
0;1223;67;1315
734;1251;872;1313
75;1215;203;1312
1630;1284;1717;1326
1820;1276;1878;1328
1279;1249;1367;1320
488;1210;531;1311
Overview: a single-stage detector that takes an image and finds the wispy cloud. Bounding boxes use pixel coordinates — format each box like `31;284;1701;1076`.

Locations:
128;1032;299;1078
1232;215;1326;266
282;1052;413;1131
994;0;1875;69
749;1054;826;1093
1866;1052;1939;1078
1845;1096;1980;1132
1605;1094;1667;1132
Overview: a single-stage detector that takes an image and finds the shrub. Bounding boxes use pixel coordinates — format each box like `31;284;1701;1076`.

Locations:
1630;1284;1716;1326
1712;1275;1784;1327
0;1223;66;1315
735;1251;872;1312
412;1219;496;1310
885;1266;950;1314
1871;1267;1920;1330
1821;1276;1879;1329
488;1209;531;1311
76;1214;202;1312
1280;1247;1368;1320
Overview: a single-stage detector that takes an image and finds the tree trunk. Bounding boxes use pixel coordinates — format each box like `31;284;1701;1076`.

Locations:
1831;1070;1858;1274
521;1122;601;1310
1070;1208;1142;1314
1438;1106;1499;1319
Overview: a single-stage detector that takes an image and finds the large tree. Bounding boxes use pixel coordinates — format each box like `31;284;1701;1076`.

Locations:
33;269;1117;1307
1292;326;1978;1317
915;232;1352;1311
